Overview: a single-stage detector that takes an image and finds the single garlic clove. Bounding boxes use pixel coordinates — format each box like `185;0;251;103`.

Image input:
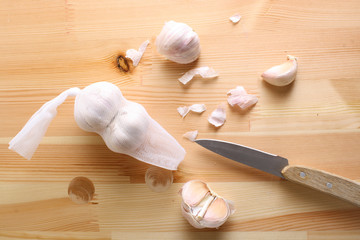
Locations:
180;180;235;229
156;21;201;64
261;55;298;87
180;180;210;207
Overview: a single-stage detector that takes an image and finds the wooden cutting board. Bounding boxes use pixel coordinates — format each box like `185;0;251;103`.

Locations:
1;0;360;239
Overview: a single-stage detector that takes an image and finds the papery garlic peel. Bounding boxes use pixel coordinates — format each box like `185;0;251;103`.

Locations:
178;67;218;85
261;55;298;87
179;180;235;229
208;104;226;127
126;40;149;67
177;104;206;118
156;21;200;64
227;86;258;110
183;130;198;142
9;82;185;170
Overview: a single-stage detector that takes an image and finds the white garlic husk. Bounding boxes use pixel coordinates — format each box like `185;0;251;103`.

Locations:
9;82;185;171
261;55;298;87
179;180;235;229
156;21;201;64
74;82;186;170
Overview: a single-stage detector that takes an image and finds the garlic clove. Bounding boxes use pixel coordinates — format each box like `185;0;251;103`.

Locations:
261;55;298;87
156;21;200;64
208;104;226;127
178;67;218;85
180;180;210;207
183;130;198;142
229;13;241;23
180;180;235;229
227;86;258;110
203;197;228;221
125;40;149;67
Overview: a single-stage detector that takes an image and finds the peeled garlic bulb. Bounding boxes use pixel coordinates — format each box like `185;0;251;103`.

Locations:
9;82;185;170
156;21;201;64
261;55;298;87
180;180;235;229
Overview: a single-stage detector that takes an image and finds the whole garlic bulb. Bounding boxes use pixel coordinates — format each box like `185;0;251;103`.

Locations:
156;21;201;64
179;180;235;229
9;82;186;171
74;82;185;170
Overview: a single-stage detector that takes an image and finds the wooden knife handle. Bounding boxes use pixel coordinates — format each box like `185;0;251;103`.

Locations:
282;165;360;207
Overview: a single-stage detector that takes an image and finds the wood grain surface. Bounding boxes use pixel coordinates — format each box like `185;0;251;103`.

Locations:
1;0;360;239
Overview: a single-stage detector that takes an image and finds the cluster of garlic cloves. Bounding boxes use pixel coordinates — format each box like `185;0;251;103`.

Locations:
156;21;201;64
180;180;235;229
261;55;298;87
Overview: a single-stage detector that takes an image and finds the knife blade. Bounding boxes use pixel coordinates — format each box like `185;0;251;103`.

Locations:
195;138;360;207
195;139;289;178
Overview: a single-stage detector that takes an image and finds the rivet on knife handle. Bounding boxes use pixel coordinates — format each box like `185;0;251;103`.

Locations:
282;165;360;207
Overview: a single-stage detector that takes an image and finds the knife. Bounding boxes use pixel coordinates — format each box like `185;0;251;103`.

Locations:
195;139;360;207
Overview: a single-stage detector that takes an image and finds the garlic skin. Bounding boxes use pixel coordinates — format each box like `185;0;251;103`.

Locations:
177;104;206;118
229;13;241;23
156;21;200;64
126;40;149;67
183;130;198;142
10;82;185;171
227;86;258;110
180;180;235;229
208;104;226;127
261;55;298;87
178;67;218;85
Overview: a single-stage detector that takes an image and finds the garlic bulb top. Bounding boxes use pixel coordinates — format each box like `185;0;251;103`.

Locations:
9;82;185;170
74;82;124;133
180;180;235;229
156;21;201;64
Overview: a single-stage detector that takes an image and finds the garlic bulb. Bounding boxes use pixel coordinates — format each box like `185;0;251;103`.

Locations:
261;55;298;87
156;21;201;64
180;180;235;229
9;82;186;170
